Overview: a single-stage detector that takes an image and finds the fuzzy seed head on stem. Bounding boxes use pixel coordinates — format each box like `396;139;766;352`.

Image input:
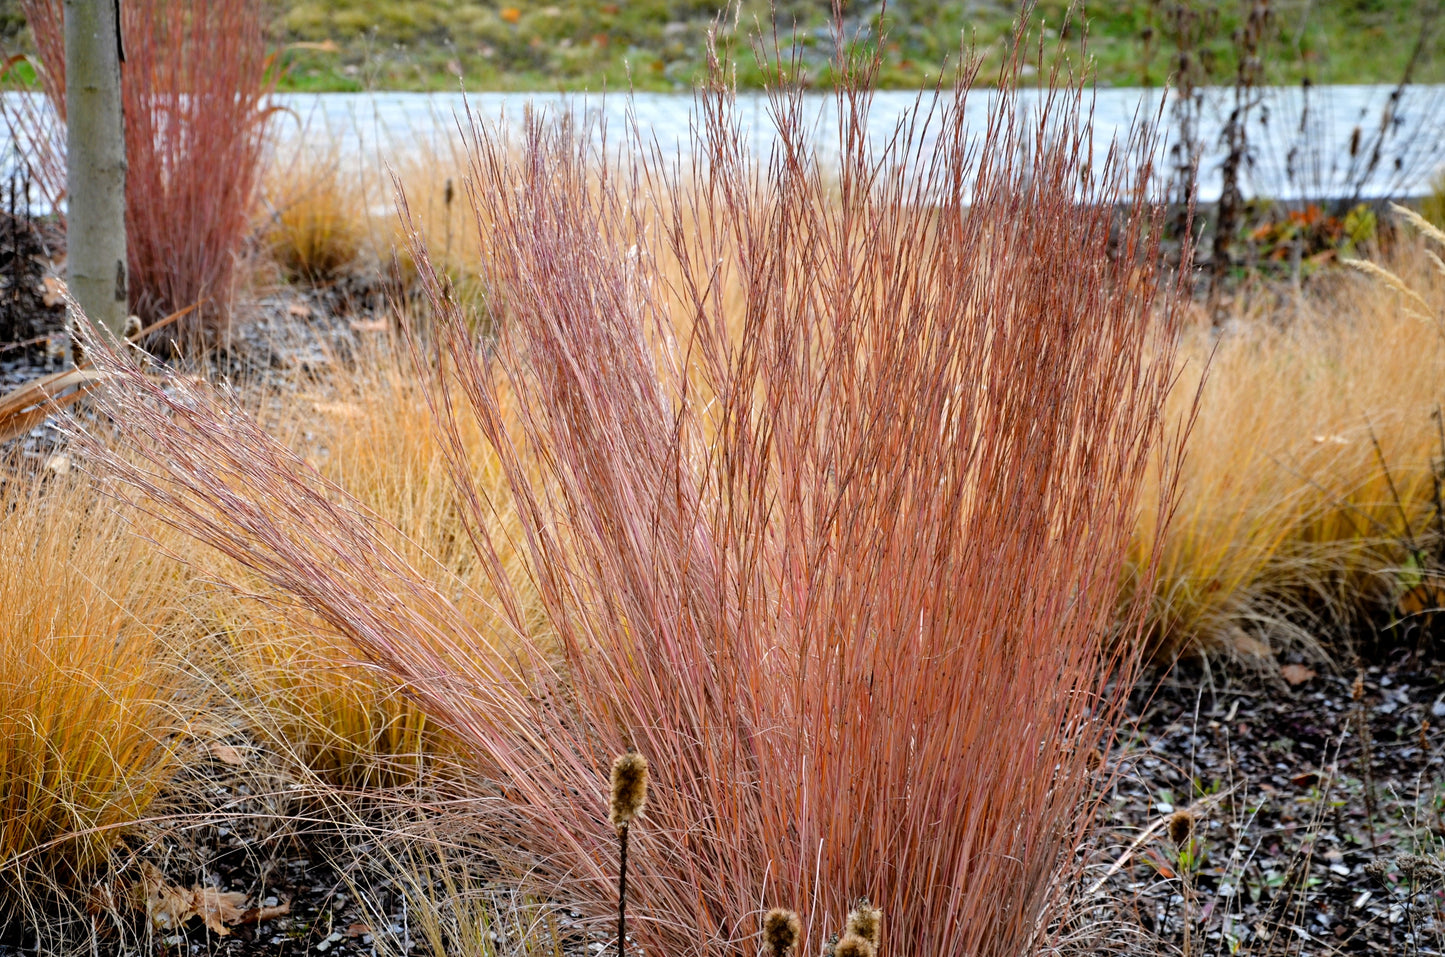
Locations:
1167;809;1196;847
844;900;881;946
833;933;875;957
609;750;649;830
763;908;802;957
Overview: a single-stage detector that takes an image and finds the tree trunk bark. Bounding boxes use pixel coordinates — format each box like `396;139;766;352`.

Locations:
64;0;127;349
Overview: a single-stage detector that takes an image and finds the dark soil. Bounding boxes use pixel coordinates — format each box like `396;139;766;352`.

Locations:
0;201;66;387
1081;636;1445;956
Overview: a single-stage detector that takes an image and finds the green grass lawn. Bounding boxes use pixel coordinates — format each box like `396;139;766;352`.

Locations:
1;0;1440;91
267;0;1445;92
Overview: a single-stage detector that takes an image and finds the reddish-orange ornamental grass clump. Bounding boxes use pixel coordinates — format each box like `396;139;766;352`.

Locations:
83;27;1186;957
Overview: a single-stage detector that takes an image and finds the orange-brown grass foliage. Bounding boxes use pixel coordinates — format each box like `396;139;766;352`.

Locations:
189;352;543;787
78;53;1185;957
1133;229;1445;661
215;605;444;790
23;0;276;337
260;131;485;294
0;468;182;898
261;146;365;283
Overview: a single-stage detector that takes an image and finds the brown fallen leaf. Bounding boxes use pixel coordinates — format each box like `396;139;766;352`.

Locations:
128;862;285;936
1290;770;1321;788
207;741;248;767
1280;664;1316;686
195;886;251;936
287;301;312;318
348;318;389;333
346;922;371;938
237;899;291;925
131;863;205;932
40;275;64;307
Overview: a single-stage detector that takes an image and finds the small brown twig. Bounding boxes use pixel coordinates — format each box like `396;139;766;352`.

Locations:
1352;671;1379;849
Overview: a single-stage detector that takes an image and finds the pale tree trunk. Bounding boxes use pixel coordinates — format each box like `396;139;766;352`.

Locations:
64;0;128;350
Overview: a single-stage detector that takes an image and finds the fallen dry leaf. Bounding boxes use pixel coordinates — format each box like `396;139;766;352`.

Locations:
239;899;291;925
348;318;389;333
287;301;312;318
131;863;203;932
207;741;248;767
1280;664;1316;686
40;275;64;307
128;862;287;936
195;886;251;935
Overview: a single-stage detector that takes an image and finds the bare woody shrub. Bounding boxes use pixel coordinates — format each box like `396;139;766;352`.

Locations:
22;0;275;338
78;44;1186;957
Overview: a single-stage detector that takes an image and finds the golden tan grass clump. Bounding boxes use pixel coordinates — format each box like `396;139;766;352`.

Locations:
0;469;184;895
1133;227;1445;661
263;148;365;282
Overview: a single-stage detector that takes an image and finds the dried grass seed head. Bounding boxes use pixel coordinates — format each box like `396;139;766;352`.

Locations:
833;933;876;957
763;908;802;957
844;900;881;946
609;750;649;829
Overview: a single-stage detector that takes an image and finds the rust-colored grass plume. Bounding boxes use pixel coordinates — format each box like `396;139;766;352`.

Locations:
23;0;276;338
78;47;1185;957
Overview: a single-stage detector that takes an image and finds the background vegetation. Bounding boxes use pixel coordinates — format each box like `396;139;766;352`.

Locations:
2;0;1443;90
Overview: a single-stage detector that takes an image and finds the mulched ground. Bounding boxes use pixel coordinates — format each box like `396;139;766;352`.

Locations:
1081;636;1445;957
0;205;67;395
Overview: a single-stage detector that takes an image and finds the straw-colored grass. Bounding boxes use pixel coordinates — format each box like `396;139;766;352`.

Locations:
0;469;184;897
1135;232;1445;661
177;349;543;787
262;150;365;282
260;130;490;299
